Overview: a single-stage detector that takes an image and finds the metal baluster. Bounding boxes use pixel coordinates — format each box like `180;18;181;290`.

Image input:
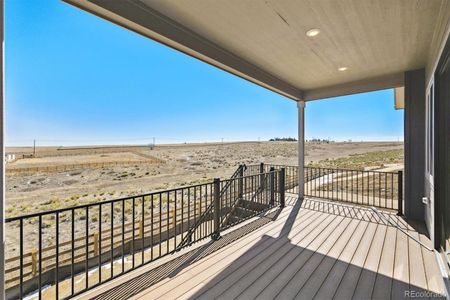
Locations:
356;171;359;204
71;209;75;294
98;205;102;284
167;192;170;253
19;219;23;299
110;203;113;278
398;171;403;215
181;190;184;244
56;212;59;299
38;215;42;300
378;173;381;207
362;170;364;205
327;168;330;199
193;187;196;242
391;173;394;210
85;207;89;289
314;168;322;197
174;191;177;250
141;196;145;264
346;170;348;202
211;183;214;235
132;198;135;268
151;194;154;261
373;172;376;206
199;186;203;238
121;200;125;273
187;190;190;245
385;173;387;208
331;169;333;201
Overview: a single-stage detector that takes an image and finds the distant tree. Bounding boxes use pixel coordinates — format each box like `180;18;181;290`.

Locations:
269;137;297;142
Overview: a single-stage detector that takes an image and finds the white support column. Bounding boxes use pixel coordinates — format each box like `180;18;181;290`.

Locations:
298;100;305;200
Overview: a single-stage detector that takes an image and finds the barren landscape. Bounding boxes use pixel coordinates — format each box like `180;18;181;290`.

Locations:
3;141;405;293
6;141;403;218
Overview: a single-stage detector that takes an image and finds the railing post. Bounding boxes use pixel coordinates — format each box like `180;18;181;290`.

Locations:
212;178;221;240
170;207;175;228
270;167;275;205
31;248;38;277
279;168;286;208
260;163;265;189
238;165;244;199
93;232;99;256
397;170;403;216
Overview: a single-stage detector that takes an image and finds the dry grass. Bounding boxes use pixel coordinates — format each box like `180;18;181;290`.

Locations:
307;149;403;169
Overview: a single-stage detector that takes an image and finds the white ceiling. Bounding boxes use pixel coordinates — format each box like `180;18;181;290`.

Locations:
65;0;450;100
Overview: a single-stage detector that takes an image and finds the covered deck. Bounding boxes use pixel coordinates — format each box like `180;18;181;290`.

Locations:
9;1;448;299
77;195;446;299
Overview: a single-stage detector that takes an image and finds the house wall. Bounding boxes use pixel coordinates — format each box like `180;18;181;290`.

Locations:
404;69;426;221
426;1;450;84
434;38;450;250
425;22;450;249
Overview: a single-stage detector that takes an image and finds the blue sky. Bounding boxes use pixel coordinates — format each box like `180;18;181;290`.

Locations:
5;0;403;146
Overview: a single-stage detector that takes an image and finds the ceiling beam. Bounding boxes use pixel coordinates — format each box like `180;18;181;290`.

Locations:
303;72;405;101
63;0;302;101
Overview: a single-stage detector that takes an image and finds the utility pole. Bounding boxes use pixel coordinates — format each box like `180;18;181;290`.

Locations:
33;139;36;157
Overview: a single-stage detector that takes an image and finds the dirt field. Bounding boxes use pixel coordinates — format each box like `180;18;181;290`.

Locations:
5;141;403;217
3;141;404;292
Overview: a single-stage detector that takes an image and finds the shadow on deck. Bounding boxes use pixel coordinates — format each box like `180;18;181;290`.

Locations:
84;196;446;300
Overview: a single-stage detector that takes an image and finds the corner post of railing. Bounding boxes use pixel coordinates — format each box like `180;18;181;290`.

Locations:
279;168;286;208
212;178;221;240
397;170;403;216
238;165;244;199
269;167;275;205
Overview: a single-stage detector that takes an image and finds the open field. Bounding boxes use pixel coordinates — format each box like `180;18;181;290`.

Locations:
6;141;403;217
4;141;403;291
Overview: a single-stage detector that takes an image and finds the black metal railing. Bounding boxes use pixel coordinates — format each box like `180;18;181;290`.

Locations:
246;164;403;214
304;167;402;213
248;164;299;193
175;164;246;249
219;168;283;230
4;166;285;300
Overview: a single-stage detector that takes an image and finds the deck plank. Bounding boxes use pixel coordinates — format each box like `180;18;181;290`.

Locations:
372;225;397;299
332;222;382;299
139;207;320;299
391;217;410;300
202;215;338;299
127;207;300;299
192;210;330;299
249;215;346;300
295;216;367;299
291;217;361;299
179;211;328;299
419;231;446;296
274;217;355;299
78;197;446;300
352;222;388;299
313;219;372;300
408;228;429;294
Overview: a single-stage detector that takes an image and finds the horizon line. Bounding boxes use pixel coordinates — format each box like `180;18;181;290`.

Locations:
5;139;405;149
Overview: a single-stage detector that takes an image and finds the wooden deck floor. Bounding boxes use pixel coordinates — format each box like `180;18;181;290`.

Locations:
78;196;447;300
